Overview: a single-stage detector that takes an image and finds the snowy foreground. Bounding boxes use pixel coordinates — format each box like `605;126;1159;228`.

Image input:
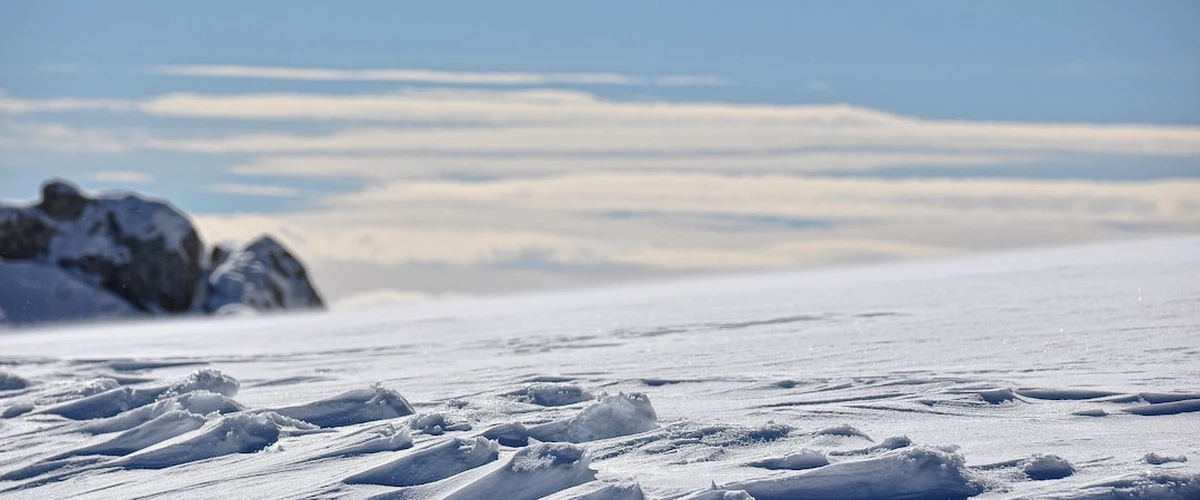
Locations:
1;237;1198;500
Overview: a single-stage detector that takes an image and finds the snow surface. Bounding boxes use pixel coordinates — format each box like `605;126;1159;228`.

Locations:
0;260;138;325
0;236;1198;499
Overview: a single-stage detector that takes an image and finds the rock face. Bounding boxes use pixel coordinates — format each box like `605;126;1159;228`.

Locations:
0;179;324;325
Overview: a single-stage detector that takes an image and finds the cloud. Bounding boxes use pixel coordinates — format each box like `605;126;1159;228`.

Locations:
7;89;1200;162
209;183;302;197
145;65;727;86
128;89;1200;157
191;174;1200;281
89;170;153;184
0;92;131;114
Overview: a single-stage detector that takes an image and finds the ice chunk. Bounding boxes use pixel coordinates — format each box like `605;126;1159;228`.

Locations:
344;436;498;486
725;446;985;500
505;383;595;407
529;393;657;443
443;443;596;500
114;411;316;469
275;384;414;427
747;449;829;470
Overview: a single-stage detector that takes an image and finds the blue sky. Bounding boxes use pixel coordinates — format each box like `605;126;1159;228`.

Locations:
2;1;1198;304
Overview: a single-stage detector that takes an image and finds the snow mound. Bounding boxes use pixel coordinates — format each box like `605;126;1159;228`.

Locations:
409;412;472;435
0;371;29;391
815;424;872;440
541;480;645;500
725;446;985;500
313;422;413;459
977;388;1017;404
80;391;244;434
529;393;657;443
114;411;316;469
505;383;595;407
59;410;208;458
2;403;34;418
483;422;533;447
275;384;414;427
443;443;596;500
747;449;830;470
1144;453;1188;465
1023;454;1076;480
161;368;240;398
344;436;499;487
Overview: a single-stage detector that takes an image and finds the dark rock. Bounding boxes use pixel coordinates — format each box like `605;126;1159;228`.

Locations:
39;179;88;220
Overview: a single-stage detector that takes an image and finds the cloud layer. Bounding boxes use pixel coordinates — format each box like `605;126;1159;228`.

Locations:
2;79;1198;301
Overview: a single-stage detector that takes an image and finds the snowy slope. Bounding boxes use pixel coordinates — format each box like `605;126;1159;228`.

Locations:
0;237;1197;499
0;260;139;326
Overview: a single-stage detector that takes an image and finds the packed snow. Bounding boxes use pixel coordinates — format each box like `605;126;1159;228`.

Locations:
0;237;1197;499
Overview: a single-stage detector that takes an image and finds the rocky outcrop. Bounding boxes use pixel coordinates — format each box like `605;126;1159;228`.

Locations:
0;179;323;325
204;236;324;313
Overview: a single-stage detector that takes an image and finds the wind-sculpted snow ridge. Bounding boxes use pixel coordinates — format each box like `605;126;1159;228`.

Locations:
746;449;830;470
541;480;646;500
35;369;239;420
1033;471;1200;500
274;383;414;427
79;391;244;434
528;393;658;443
113;411;317;469
442;443;597;500
344;436;499;487
724;446;986;500
310;422;414;460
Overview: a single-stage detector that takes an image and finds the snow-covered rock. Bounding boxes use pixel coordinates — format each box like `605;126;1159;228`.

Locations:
0;180;202;313
203;235;324;313
0;179;324;325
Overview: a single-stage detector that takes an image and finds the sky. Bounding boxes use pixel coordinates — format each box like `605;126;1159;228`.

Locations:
1;1;1198;307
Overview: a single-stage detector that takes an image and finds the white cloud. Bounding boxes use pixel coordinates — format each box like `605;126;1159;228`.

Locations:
192;174;1200;281
89;170;154;184
0;92;131;114
146;65;726;86
129;89;1200;157
209;183;302;197
228;151;1042;180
